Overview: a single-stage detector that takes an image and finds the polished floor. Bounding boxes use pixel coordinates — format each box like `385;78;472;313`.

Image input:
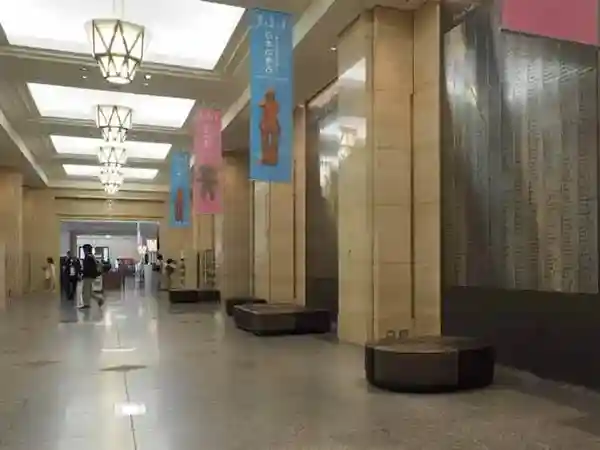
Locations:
1;285;600;449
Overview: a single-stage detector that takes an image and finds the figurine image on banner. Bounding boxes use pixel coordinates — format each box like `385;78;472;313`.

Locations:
174;187;184;223
259;87;280;166
169;151;191;227
197;164;218;201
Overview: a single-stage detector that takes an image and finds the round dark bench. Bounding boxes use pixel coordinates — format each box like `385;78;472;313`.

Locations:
198;289;220;303
169;288;221;304
365;336;495;393
169;289;201;304
233;303;331;335
225;297;267;316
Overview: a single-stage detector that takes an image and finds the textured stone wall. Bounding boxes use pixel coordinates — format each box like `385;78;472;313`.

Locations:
442;3;599;293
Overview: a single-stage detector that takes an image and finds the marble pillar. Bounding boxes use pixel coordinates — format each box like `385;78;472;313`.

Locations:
23;188;59;293
0;171;23;298
217;152;251;299
193;213;215;289
336;5;441;344
413;2;441;335
158;199;194;288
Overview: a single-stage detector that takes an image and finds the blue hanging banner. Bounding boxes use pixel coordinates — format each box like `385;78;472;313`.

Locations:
249;8;293;183
169;151;191;228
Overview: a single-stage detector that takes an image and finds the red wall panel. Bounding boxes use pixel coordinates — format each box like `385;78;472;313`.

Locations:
501;0;598;46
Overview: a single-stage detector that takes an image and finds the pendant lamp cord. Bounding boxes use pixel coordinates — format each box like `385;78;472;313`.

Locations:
112;0;125;19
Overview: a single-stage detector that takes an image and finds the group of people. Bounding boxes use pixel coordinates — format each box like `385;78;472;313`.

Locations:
59;244;104;309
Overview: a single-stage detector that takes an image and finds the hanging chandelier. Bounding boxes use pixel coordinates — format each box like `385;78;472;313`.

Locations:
95;105;133;143
86;18;146;85
98;145;127;168
99;165;124;195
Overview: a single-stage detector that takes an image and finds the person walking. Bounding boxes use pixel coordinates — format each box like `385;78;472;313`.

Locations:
79;244;104;310
63;251;81;301
44;257;57;292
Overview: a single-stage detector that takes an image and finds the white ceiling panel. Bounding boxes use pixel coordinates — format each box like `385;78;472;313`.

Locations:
63;164;158;180
51;135;172;160
28;83;195;128
0;0;245;69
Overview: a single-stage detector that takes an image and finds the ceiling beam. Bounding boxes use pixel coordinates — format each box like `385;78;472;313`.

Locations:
0;107;48;184
49;180;169;193
52;187;166;201
0;46;227;81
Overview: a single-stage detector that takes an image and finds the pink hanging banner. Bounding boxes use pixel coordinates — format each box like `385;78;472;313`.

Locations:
193;109;222;214
501;0;598;46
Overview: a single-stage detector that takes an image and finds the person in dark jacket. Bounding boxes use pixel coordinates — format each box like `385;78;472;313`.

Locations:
62;251;81;301
79;244;104;309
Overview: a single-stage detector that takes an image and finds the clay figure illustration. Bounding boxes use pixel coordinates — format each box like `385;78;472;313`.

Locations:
258;88;280;166
197;164;218;201
174;188;184;222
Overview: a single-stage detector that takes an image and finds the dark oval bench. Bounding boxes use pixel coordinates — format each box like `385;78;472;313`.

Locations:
233;303;330;335
169;289;200;304
225;297;267;316
169;289;221;304
365;336;495;393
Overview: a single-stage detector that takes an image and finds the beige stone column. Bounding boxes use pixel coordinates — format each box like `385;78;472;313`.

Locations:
0;171;23;298
23;188;60;293
251;107;307;304
252;181;295;302
413;2;441;335
193;212;215;288
217;152;251;299
336;5;441;344
158;198;194;288
293;107;307;304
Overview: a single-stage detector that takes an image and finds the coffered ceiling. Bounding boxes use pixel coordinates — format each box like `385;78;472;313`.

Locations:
0;0;432;194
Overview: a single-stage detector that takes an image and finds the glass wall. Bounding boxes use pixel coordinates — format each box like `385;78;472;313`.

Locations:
305;81;341;318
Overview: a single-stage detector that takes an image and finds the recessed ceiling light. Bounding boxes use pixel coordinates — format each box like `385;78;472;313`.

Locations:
0;0;245;70
143;82;149;87
80;67;88;72
51;136;171;160
81;75;87;79
330;46;337;51
114;402;147;417
144;74;152;80
101;347;137;352
28;83;195;128
63;164;158;180
104;235;112;239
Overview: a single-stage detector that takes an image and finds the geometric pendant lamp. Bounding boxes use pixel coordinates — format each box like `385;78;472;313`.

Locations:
99;164;124;195
95;105;133;144
86;18;146;85
97;145;128;168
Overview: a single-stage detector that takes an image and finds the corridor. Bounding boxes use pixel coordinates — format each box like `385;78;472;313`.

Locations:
0;289;600;449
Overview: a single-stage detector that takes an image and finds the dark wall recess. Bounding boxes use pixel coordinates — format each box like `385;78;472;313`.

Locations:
443;287;600;390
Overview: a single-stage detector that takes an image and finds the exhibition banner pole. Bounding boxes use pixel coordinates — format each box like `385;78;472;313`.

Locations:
169;150;191;228
249;8;293;183
193;108;223;214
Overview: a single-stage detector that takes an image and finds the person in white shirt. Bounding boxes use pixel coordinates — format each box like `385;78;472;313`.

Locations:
44;257;57;292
